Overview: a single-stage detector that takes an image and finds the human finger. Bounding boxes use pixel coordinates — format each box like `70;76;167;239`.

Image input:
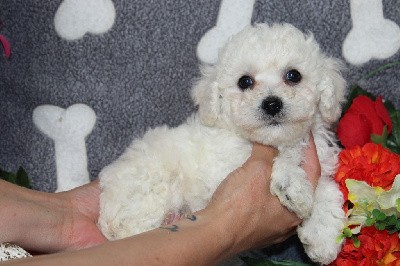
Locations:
302;134;321;189
249;142;278;163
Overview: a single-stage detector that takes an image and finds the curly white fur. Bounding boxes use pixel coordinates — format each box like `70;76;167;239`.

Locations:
98;23;346;264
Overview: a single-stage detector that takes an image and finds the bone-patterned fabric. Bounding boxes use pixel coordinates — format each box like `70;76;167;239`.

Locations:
0;0;399;262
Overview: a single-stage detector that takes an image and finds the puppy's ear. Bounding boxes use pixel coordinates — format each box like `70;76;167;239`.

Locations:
191;66;220;126
318;57;346;123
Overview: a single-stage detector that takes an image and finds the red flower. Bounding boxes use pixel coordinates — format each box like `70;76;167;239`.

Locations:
331;227;400;266
331;237;363;266
334;143;400;200
337;96;392;149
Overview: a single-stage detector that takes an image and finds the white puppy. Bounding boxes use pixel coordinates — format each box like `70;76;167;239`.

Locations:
99;23;346;264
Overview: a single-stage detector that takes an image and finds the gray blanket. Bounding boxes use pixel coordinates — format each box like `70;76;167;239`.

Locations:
1;0;399;262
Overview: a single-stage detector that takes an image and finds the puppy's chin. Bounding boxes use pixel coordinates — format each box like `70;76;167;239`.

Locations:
246;121;311;147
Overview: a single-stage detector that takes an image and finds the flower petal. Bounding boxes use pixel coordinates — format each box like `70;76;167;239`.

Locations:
374;96;393;134
338;112;372;148
376;174;400;210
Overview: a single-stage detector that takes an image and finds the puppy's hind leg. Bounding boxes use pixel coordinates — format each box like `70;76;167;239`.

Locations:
98;159;184;240
297;175;345;264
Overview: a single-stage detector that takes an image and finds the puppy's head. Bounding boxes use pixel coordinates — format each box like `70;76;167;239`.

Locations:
192;23;345;146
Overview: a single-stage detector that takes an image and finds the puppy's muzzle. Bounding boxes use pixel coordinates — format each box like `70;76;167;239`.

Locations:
261;96;283;116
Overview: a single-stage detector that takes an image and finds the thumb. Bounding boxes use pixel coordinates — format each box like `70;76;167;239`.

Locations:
302;134;321;189
249;142;278;163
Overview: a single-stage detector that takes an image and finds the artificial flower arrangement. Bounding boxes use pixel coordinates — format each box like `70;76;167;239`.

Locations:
330;83;400;265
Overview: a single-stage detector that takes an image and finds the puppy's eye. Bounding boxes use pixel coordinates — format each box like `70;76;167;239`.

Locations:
237;75;254;90
285;69;302;85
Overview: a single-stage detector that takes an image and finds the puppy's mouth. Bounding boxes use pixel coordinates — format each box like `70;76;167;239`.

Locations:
269;120;281;126
260;113;285;127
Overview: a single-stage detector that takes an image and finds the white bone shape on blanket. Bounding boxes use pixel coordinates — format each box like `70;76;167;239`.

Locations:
196;0;255;64
197;0;400;66
343;0;400;65
33;104;96;192
54;0;116;41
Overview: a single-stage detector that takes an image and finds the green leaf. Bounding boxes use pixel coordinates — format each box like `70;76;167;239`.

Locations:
376;212;386;221
375;222;386;230
0;169;16;183
353;237;361;248
396;198;400;212
365;217;376;226
371;126;388;147
0;167;31;189
372;209;381;218
16;167;31;188
343;227;353;238
383;100;397;114
387;109;400;155
336;234;346;243
387;215;398;226
396;220;400;230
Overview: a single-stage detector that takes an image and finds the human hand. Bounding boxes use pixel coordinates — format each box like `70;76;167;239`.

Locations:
54;180;107;251
205;135;320;254
0;179;106;254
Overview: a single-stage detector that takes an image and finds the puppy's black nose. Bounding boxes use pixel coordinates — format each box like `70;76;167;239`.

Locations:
261;96;283;116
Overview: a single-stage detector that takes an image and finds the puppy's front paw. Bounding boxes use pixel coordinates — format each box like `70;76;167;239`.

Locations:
303;239;341;265
298;214;344;264
270;166;313;218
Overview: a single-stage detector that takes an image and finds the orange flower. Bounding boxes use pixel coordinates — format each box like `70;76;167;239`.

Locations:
332;238;363;266
331;227;400;266
358;227;400;265
335;143;400;200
